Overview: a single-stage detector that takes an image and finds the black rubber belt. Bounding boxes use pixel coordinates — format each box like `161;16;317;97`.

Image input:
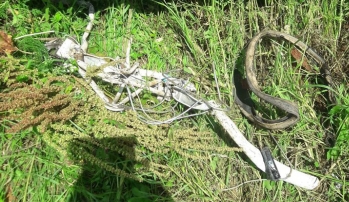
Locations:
234;30;335;130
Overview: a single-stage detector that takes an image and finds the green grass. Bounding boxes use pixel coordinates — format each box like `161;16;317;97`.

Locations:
1;0;349;201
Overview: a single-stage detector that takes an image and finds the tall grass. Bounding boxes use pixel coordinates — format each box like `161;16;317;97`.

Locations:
0;0;348;201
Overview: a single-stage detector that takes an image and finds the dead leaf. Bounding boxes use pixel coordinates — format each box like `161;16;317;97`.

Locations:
290;48;313;72
0;31;18;55
6;184;17;202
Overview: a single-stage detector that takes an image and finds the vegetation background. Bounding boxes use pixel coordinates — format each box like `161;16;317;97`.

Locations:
0;0;348;201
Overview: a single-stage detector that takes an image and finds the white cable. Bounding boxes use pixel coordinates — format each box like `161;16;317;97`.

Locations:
209;101;319;190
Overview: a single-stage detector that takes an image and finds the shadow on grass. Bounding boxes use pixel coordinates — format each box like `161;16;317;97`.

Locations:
66;137;173;202
27;0;168;15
